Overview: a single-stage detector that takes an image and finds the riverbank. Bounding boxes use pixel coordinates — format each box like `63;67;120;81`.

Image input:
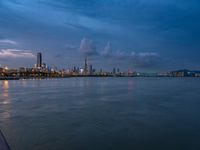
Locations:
0;77;20;80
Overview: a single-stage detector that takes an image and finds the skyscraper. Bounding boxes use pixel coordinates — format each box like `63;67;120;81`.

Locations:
37;52;42;68
84;58;88;74
89;64;93;75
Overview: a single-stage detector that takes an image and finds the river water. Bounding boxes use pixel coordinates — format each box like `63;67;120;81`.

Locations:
0;78;200;150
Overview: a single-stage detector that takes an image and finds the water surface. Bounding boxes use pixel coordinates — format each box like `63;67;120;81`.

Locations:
0;78;200;150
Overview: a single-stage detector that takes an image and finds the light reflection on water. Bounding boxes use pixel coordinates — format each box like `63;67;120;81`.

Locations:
2;80;9;99
0;80;11;119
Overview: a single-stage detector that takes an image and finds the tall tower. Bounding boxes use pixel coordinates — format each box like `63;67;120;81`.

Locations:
37;52;42;68
84;58;88;74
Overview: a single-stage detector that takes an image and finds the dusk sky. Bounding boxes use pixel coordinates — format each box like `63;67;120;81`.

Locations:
0;0;200;72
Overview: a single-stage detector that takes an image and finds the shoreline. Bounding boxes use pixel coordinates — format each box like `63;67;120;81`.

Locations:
0;76;200;80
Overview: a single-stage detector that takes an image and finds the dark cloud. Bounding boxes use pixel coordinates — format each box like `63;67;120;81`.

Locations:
130;52;161;67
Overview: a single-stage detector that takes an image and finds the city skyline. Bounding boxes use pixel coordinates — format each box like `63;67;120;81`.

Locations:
1;51;200;78
0;0;200;71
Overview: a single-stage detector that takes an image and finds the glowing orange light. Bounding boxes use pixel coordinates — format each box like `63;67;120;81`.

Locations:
3;80;9;89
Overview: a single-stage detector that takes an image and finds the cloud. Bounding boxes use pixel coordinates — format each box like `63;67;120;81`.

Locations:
80;38;97;56
65;43;78;50
101;41;113;57
79;40;161;67
100;42;161;67
101;42;132;59
0;39;18;45
0;49;35;58
130;52;161;67
55;54;62;58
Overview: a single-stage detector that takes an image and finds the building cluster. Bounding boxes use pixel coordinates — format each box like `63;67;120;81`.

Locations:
63;58;130;77
0;52;131;79
0;52;62;79
167;70;200;77
0;52;200;79
66;58;95;76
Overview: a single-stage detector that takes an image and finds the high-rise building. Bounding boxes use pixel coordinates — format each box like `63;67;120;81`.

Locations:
112;68;116;74
37;52;42;68
89;64;93;75
84;58;88;74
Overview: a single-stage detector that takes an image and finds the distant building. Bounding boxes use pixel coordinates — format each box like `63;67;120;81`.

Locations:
73;66;76;72
100;68;103;73
37;52;42;68
195;73;200;77
117;68;120;73
112;68;116;74
84;58;88;74
42;63;47;70
170;69;193;77
89;64;93;75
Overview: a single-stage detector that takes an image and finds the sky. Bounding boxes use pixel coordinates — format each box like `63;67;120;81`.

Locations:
0;0;200;72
